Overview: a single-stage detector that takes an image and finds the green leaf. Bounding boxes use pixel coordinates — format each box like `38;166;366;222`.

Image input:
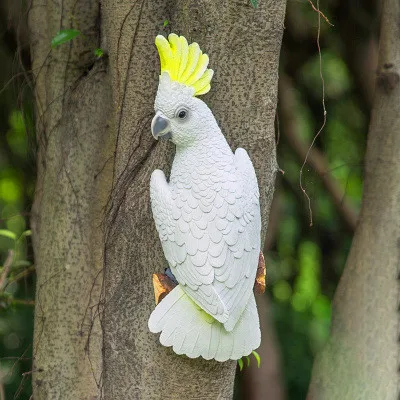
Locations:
163;19;169;27
250;0;258;8
51;29;81;48
246;356;251;367
94;48;104;58
238;358;244;371
0;229;16;241
252;350;261;368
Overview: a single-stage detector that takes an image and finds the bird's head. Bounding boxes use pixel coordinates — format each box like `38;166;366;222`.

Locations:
151;34;216;147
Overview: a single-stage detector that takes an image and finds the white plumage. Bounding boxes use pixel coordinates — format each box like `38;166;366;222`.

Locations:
148;286;260;361
148;63;261;362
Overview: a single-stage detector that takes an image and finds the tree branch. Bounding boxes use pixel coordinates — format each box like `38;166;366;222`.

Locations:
3;265;35;289
0;250;14;291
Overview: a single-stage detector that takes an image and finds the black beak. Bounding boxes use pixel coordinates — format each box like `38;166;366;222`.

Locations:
151;112;172;140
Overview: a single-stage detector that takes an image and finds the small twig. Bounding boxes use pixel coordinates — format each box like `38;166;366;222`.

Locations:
275;109;281;145
0;252;34;307
0;293;34;307
4;265;35;289
0;357;32;361
9;298;35;306
22;370;33;377
0;250;14;291
300;0;327;227
307;0;334;26
279;74;358;232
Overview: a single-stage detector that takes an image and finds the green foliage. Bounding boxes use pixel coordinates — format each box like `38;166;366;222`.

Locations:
250;0;258;8
0;229;17;241
300;51;352;99
0;103;35;400
251;350;261;368
94;48;104;59
237;350;261;371
51;29;81;48
7;111;28;159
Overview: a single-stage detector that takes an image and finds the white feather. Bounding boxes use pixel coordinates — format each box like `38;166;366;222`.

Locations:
149;286;260;361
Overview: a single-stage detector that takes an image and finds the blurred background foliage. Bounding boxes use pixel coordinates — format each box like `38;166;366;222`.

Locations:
0;0;378;399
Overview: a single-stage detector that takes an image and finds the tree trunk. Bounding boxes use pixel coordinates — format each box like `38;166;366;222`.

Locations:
307;0;400;398
29;0;286;399
29;1;114;399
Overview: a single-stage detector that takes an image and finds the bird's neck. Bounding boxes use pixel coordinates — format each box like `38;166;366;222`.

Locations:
170;133;233;184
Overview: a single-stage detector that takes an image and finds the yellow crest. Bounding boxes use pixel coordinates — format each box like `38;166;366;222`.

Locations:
155;33;214;96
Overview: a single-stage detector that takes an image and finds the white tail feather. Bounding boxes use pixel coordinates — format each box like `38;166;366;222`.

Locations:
148;285;260;361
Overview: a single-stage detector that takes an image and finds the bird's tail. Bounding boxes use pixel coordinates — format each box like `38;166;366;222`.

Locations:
148;285;260;362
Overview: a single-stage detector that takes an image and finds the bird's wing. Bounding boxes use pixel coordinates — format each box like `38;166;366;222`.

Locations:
151;148;261;329
150;168;229;323
160;149;260;329
214;147;261;331
150;170;175;243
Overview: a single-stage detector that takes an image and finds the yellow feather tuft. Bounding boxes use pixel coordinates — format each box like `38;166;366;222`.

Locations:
192;69;214;95
185;54;209;86
155;35;172;73
178;36;189;78
155;33;213;96
180;43;201;83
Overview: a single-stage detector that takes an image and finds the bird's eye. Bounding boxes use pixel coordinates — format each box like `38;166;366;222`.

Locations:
177;109;188;119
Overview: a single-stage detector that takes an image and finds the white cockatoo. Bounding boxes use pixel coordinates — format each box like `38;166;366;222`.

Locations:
148;33;261;362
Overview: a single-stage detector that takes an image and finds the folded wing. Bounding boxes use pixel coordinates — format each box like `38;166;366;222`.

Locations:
150;149;261;330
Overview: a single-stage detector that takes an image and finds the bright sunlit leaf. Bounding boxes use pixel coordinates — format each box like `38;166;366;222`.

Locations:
0;229;16;241
0;178;21;203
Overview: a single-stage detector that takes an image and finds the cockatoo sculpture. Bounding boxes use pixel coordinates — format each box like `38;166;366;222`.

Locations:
148;33;261;362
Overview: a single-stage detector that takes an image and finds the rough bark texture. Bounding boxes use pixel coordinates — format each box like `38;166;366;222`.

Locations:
307;1;400;398
29;1;114;399
101;1;286;399
29;0;286;399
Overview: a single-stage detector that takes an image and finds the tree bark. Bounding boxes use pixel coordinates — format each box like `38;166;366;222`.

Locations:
29;0;286;399
101;1;286;399
307;0;400;398
29;1;114;399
